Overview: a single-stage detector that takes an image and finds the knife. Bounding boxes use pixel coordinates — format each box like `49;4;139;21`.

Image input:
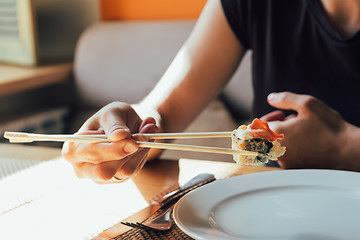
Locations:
157;173;215;207
93;173;215;240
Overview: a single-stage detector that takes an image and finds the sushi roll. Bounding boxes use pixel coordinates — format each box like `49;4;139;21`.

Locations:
231;118;286;165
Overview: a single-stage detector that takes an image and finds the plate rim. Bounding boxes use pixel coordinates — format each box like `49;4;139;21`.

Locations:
173;169;360;240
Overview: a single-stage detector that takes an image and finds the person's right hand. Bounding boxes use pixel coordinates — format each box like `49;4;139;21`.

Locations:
62;101;159;183
260;92;360;171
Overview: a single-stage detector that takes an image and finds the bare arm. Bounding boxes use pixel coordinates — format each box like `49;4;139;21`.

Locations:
62;0;246;182
139;0;245;133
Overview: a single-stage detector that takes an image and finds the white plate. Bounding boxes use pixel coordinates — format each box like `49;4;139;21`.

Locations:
173;170;360;240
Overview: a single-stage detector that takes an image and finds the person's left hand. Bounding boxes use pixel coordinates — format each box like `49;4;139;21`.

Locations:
261;92;359;170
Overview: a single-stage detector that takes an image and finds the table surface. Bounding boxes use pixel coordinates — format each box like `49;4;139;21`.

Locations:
0;63;72;96
0;144;279;240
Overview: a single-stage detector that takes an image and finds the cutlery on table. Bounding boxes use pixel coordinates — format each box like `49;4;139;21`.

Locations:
121;206;174;231
121;173;216;231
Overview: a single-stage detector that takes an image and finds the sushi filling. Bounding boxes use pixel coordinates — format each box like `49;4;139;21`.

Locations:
242;138;273;162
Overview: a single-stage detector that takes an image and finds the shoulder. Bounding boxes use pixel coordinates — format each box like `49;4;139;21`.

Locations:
221;0;308;21
220;0;266;48
220;0;309;47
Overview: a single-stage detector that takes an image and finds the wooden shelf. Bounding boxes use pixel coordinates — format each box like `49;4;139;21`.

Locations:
0;63;73;96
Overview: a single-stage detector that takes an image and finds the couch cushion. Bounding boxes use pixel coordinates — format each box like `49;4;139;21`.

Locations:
74;21;195;107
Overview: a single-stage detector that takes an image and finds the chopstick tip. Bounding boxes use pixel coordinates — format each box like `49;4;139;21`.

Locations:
4;131;27;138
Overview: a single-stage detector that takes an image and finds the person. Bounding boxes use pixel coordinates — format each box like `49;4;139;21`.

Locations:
62;0;360;183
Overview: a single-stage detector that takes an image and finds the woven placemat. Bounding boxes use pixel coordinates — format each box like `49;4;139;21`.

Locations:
110;182;195;240
112;216;194;240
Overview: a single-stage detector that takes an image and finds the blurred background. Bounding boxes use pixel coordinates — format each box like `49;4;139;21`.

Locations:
0;0;253;156
0;3;253;237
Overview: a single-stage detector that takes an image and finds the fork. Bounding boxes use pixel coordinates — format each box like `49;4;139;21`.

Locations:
122;206;174;231
121;173;216;231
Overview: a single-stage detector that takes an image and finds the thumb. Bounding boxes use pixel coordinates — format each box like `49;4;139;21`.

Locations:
100;113;132;142
267;92;311;115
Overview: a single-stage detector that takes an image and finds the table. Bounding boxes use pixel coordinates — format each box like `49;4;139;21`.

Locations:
0;144;279;240
0;63;72;96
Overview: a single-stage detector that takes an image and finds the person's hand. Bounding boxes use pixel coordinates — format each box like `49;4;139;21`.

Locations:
261;92;360;171
62;101;159;183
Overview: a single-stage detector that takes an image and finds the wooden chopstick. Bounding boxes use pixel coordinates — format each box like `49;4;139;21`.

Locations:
64;132;232;140
3;131;257;156
4;131;232;142
4;132;106;143
136;141;257;156
141;132;232;139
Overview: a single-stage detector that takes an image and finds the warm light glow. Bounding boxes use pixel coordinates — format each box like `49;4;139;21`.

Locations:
0;159;148;239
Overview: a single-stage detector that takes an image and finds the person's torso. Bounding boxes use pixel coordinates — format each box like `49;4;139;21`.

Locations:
222;0;360;126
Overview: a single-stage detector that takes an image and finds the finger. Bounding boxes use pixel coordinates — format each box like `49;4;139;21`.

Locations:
133;117;159;142
139;123;159;134
73;158;128;181
285;114;297;120
267;92;312;115
70;147;149;182
79;113;102;131
99;109;133;142
268;92;343;129
62;139;138;164
260;110;286;122
139;117;156;130
267;118;293;136
114;148;149;179
139;117;159;134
